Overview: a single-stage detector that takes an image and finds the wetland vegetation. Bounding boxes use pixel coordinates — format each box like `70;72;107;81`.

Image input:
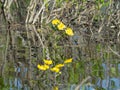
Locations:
0;0;120;90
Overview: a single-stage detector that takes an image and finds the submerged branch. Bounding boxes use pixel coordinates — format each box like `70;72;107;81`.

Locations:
2;29;10;76
108;46;120;58
75;76;91;90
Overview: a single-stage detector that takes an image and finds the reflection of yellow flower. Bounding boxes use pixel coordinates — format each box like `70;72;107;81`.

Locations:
37;29;42;32
50;67;60;73
52;19;60;25
57;22;66;30
64;58;72;64
37;64;49;71
53;86;59;90
55;64;64;68
43;59;53;65
65;28;74;36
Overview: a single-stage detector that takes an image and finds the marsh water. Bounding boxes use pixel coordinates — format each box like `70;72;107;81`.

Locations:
0;25;120;90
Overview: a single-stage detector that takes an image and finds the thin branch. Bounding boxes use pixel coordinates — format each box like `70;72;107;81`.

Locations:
108;46;120;58
46;0;56;23
32;0;50;24
31;25;45;48
75;76;91;90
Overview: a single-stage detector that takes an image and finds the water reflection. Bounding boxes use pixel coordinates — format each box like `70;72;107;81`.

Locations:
0;25;120;90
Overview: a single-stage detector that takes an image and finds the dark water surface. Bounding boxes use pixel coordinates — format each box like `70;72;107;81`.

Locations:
0;25;120;90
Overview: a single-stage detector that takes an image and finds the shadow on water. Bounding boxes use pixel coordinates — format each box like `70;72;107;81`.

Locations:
0;25;120;90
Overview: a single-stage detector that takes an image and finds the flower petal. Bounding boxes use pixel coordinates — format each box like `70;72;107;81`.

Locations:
52;19;60;25
64;58;72;64
65;28;74;36
57;22;66;30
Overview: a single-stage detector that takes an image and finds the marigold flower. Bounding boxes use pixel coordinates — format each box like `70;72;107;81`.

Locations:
55;64;64;68
64;58;72;64
43;59;53;65
65;28;74;36
37;64;48;71
57;22;66;30
50;67;60;73
43;64;49;69
52;19;60;25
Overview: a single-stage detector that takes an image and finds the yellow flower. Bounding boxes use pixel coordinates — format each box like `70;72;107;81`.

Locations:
65;28;74;36
43;59;53;65
64;58;72;64
37;64;47;71
57;22;66;30
55;64;64;68
52;19;60;25
44;64;49;69
50;67;60;73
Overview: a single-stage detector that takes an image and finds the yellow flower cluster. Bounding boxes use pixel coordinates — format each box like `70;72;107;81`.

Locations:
37;64;49;71
37;58;72;73
52;19;66;30
51;19;74;36
37;59;52;71
50;64;64;73
50;67;60;73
